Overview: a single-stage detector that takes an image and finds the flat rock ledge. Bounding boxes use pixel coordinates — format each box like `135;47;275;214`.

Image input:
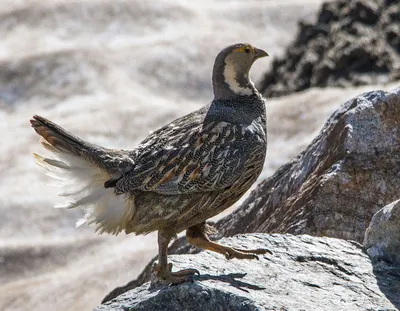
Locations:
95;234;398;311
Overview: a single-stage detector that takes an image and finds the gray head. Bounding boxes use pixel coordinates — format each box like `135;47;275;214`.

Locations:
212;43;268;101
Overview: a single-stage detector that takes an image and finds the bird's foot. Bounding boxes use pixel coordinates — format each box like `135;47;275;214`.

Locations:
186;225;273;261
151;262;200;286
222;246;272;260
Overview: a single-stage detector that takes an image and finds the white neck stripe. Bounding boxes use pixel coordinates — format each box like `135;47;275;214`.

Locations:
223;61;253;96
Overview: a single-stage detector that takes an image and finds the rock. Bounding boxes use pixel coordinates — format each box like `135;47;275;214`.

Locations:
217;88;400;242
95;234;398;311
364;200;400;265
102;88;400;303
260;0;400;97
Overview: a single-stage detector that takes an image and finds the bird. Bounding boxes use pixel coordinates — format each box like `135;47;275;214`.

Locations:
30;43;270;284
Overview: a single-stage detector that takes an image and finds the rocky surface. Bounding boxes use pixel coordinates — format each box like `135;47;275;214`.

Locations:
96;234;398;311
260;0;400;97
364;200;400;265
218;88;400;242
102;87;400;303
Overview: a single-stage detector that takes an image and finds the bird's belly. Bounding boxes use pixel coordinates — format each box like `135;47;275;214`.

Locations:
130;191;218;234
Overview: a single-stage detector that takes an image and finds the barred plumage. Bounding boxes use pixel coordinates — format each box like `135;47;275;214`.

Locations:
31;42;271;284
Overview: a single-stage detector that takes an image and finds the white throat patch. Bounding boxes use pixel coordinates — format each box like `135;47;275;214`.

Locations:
223;61;253;96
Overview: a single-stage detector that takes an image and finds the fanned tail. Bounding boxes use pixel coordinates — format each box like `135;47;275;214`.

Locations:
30;115;136;235
30;115;90;156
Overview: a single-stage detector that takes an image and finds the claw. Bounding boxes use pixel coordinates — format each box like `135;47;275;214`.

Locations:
254;248;273;255
170;268;200;277
151;262;201;286
222;246;271;260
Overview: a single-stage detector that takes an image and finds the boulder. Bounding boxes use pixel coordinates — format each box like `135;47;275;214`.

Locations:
218;88;400;242
364;199;400;265
260;0;400;97
95;234;398;311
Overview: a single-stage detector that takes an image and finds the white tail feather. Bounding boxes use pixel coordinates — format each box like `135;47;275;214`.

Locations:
34;151;136;235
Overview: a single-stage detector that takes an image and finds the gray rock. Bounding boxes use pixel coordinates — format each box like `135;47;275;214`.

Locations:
218;88;400;243
95;234;398;311
364;200;400;265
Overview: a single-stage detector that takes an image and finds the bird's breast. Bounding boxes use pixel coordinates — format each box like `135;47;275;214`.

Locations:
239;117;267;143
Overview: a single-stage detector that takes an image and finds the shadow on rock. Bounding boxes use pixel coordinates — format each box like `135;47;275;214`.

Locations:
372;262;400;310
193;273;266;292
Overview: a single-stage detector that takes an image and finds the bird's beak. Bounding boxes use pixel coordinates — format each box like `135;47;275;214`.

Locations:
254;47;269;59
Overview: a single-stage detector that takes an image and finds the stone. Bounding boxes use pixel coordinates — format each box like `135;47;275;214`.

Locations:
364;200;400;265
217;88;400;242
95;234;398;311
260;0;400;97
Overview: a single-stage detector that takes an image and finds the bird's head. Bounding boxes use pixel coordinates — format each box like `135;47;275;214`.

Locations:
212;43;268;100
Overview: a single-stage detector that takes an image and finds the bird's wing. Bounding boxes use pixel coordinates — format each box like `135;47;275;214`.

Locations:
113;117;259;195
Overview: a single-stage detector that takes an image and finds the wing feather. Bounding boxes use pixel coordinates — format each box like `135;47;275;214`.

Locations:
115;120;249;195
113;102;266;196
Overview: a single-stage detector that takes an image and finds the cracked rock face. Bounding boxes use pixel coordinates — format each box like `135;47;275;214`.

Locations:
218;88;400;243
364;199;400;265
260;0;400;97
95;234;397;311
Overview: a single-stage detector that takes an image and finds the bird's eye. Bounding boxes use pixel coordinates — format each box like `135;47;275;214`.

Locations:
245;47;250;54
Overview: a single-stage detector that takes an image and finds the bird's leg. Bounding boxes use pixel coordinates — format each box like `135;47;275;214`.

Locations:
186;224;272;260
152;231;199;285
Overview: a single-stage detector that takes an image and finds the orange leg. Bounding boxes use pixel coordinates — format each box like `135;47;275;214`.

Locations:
186;224;271;260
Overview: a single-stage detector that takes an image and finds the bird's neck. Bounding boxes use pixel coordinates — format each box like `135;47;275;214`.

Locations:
212;62;256;100
205;93;266;127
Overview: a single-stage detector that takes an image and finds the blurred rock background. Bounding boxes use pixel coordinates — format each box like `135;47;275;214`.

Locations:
0;1;398;310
